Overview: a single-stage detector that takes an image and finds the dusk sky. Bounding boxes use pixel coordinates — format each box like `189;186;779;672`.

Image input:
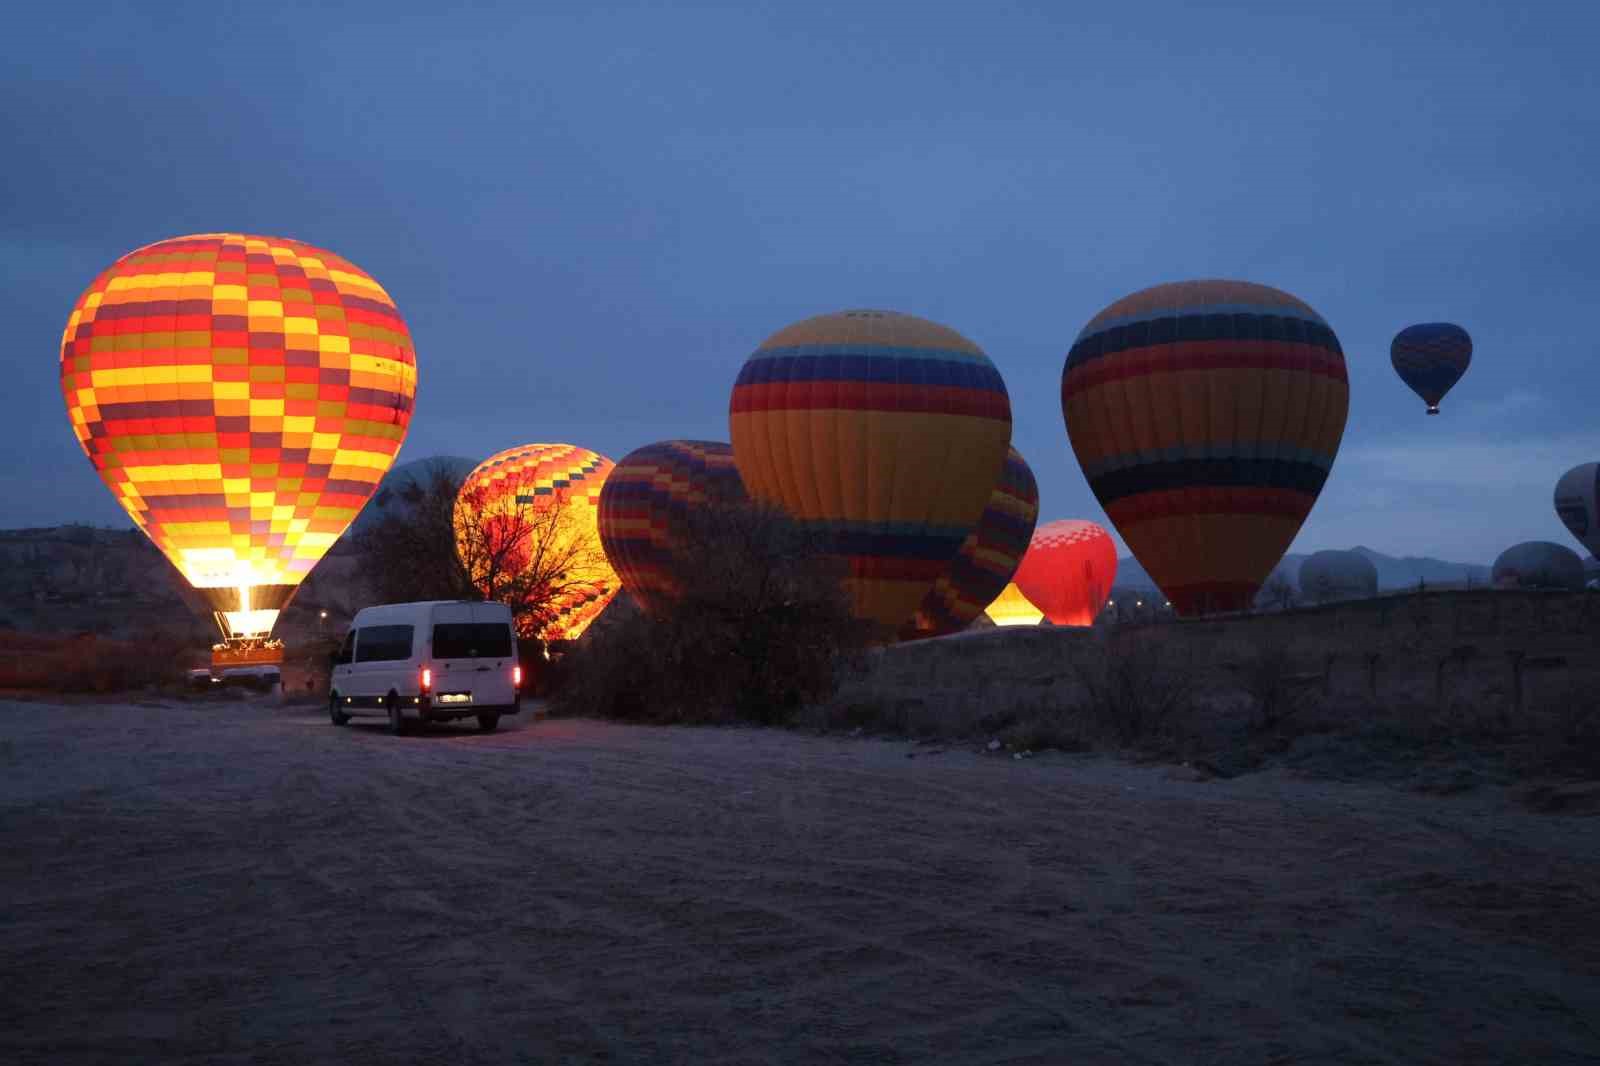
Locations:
4;0;1596;564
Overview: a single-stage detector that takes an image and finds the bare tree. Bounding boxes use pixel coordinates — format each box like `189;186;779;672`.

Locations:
451;475;612;640
352;465;477;606
1258;572;1298;612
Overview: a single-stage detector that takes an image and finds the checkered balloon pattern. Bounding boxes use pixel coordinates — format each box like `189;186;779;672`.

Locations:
454;443;618;643
59;233;416;618
904;445;1039;638
1012;519;1119;627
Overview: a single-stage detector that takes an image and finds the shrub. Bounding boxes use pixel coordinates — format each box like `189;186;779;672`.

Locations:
554;501;868;724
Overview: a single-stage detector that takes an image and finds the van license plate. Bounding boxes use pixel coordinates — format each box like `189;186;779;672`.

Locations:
438;693;471;704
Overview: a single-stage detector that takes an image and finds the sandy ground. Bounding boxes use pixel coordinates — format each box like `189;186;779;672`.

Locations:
2;698;1598;1065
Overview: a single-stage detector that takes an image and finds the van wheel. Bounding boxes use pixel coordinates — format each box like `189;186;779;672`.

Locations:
476;713;500;733
387;695;408;735
329;695;349;726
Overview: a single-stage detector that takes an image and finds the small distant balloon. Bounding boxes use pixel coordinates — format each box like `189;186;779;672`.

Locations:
1553;462;1600;559
1297;549;1378;603
1391;323;1471;415
1491;541;1585;591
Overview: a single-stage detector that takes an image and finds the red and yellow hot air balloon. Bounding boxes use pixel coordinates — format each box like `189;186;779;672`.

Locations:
1061;280;1349;616
1012;520;1118;627
59;233;416;664
904;445;1039;638
596;440;747;615
729;310;1012;636
454;443;617;643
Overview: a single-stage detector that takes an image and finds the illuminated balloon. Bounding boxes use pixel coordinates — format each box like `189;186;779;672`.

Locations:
59;233;416;645
1297;549;1378;603
1061;280;1349;616
454;444;617;642
597;440;747;615
729;309;1012;634
1391;323;1471;415
1554;462;1600;559
1492;541;1584;591
985;582;1043;627
905;446;1039;637
1012;520;1118;627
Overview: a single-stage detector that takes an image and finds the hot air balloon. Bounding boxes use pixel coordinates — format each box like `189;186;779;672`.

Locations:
1391;323;1471;415
1554;462;1600;559
454;444;617;643
1297;549;1378;603
729;309;1012;635
904;445;1040;638
596;440;747;615
1491;541;1585;591
1061;280;1349;616
1011;520;1118;627
984;583;1044;627
59;233;416;669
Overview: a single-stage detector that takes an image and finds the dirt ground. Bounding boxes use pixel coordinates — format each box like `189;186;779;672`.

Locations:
2;697;1597;1065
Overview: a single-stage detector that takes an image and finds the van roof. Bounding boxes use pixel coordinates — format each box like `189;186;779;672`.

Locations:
350;600;514;620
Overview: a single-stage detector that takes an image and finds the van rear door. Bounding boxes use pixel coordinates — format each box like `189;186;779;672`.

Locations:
428;603;517;708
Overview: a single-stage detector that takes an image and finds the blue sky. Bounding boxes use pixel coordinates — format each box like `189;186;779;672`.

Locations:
3;0;1596;563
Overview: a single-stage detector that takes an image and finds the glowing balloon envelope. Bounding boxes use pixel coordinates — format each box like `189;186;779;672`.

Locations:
597;440;746;615
59;233;416;642
1061;280;1349;616
985;582;1044;627
454;444;617;642
904;445;1039;638
729;309;1012;634
1012;520;1118;627
1554;462;1600;559
1391;323;1471;415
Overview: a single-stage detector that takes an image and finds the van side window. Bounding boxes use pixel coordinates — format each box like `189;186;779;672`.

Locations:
432;623;513;659
335;631;356;665
354;624;415;663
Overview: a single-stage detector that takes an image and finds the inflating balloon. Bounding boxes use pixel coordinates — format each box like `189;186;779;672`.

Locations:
1554;463;1600;559
1012;519;1118;627
1061;280;1348;616
454;443;617;642
59;233;416;655
597;440;746;615
1492;541;1584;591
730;309;1012;634
1297;549;1378;603
984;583;1043;627
1391;323;1471;415
905;446;1039;638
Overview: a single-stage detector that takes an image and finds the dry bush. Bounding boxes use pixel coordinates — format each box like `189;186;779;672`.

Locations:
554;501;868;724
1067;630;1199;746
0;629;200;693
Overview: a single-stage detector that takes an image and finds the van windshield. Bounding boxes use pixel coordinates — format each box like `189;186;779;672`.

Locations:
432;623;512;660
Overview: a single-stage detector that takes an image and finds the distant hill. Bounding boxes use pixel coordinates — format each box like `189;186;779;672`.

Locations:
1113;545;1493;593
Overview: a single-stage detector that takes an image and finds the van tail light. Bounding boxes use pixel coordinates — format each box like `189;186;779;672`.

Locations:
513;665;523;688
420;666;432;693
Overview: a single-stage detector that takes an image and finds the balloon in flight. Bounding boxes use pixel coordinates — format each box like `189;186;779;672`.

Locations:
1061;279;1348;616
58;233;416;644
730;309;1012;634
1390;322;1471;415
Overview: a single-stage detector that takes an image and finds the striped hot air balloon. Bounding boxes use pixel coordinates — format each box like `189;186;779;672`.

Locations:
454;443;617;643
1061;280;1349;616
1391;322;1471;415
1012;519;1118;628
729;309;1013;636
59;233;416;650
596;439;747;615
904;445;1039;638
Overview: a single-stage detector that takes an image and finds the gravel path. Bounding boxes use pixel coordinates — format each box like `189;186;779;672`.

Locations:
2;697;1597;1064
